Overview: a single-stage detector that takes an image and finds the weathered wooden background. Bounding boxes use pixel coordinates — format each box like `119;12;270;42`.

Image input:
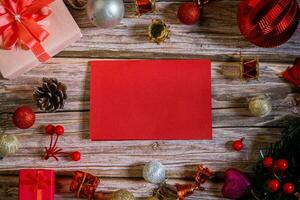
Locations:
0;0;300;199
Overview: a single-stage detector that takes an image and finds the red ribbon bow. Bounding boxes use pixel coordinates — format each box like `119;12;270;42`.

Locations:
0;0;54;62
282;58;300;87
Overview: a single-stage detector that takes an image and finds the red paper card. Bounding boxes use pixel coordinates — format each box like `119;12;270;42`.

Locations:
90;60;212;140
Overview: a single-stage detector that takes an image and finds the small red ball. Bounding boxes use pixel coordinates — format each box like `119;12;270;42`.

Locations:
232;138;244;151
12;106;36;129
263;157;274;169
283;182;295;194
177;3;201;25
267;179;280;192
45;124;55;134
54;125;64;136
274;159;288;171
71;151;81;161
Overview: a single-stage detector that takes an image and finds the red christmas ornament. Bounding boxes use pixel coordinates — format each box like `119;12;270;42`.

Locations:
283;182;295;194
45;124;55;134
177;3;201;25
274;159;288;171
70;151;81;161
12;106;36;129
232;138;244;151
237;0;300;48
267;179;280;192
54;125;64;136
263;157;274;169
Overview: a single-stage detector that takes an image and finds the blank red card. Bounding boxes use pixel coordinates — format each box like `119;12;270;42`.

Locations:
90;60;212;140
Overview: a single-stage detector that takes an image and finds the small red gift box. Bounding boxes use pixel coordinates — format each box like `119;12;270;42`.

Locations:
19;169;55;200
70;171;100;200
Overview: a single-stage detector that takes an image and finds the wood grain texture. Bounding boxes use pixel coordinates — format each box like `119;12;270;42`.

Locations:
0;0;300;199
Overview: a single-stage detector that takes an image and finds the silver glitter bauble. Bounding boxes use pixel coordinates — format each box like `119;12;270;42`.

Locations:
0;135;20;157
248;95;272;117
87;0;124;28
143;160;166;184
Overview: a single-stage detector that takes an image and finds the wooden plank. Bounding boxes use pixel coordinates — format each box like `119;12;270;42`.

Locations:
56;1;300;62
0;175;225;199
1;58;299;113
0;127;282;175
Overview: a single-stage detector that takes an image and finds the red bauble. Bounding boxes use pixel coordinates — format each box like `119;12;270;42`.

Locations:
71;151;81;161
12;106;36;129
54;125;64;136
177;3;201;25
237;0;300;48
45;124;55;134
232;138;244;151
263;157;273;168
267;179;280;192
283;182;295;194
274;159;288;171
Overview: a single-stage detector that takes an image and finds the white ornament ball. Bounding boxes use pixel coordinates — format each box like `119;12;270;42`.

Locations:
0;135;20;157
87;0;124;28
143;160;166;184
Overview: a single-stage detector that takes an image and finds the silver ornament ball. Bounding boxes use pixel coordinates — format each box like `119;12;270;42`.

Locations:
0;135;20;157
143;160;166;184
87;0;124;28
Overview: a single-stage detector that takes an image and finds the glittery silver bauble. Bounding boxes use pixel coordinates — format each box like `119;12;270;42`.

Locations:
0;135;20;157
143;160;166;184
248;95;272;117
87;0;124;28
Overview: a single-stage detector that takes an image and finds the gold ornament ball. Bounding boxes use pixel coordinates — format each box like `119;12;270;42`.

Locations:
248;95;272;117
0;135;20;157
112;189;135;200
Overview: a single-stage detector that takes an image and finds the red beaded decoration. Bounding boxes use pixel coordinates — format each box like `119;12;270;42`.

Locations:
267;179;280;192
71;151;81;161
232;138;245;151
274;159;288;171
283;182;295;194
263;157;274;169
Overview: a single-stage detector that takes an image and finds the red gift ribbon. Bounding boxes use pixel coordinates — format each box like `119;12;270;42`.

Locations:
0;0;54;62
22;170;52;200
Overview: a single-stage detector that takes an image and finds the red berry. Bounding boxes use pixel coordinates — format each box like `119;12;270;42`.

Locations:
263;157;273;168
45;124;55;134
71;151;81;161
232;138;244;151
283;182;295;194
177;3;201;25
12;106;36;129
54;125;64;136
274;159;288;171
267;179;280;192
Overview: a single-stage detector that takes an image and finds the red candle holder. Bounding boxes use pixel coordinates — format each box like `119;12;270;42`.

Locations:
135;0;156;15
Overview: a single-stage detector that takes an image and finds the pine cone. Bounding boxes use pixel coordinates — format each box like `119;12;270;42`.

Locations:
33;78;67;112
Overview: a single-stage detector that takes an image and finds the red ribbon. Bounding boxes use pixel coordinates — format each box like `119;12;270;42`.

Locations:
0;0;54;62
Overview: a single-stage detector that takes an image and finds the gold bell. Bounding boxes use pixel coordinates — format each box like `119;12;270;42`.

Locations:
148;19;170;44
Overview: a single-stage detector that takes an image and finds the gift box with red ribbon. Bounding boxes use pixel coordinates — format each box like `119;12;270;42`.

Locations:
70;171;100;200
19;169;55;200
0;0;81;79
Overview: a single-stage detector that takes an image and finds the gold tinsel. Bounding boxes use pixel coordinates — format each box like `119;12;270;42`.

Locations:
0;135;20;157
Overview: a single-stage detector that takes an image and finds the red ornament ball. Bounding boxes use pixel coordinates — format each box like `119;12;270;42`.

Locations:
71;151;81;161
267;179;280;192
232;138;244;151
237;0;300;48
12;106;36;129
54;125;64;136
45;124;55;134
283;182;295;194
263;157;273;169
177;3;201;25
274;159;288;171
